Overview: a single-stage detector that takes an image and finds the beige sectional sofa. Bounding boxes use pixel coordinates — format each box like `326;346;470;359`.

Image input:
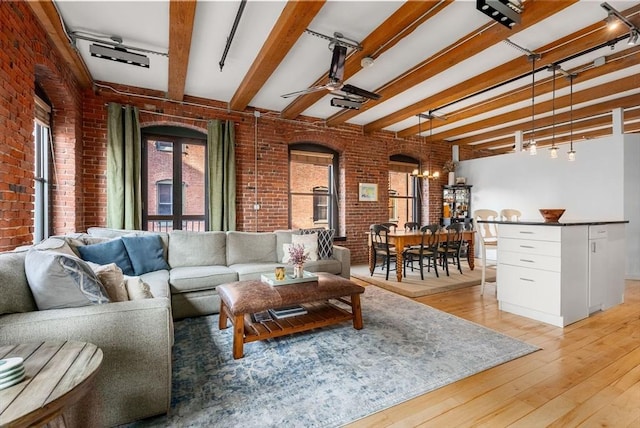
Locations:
0;228;350;427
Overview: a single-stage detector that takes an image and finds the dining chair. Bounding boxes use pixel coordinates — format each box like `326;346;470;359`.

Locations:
473;209;499;295
438;223;464;276
381;222;398;232
500;209;522;222
403;224;439;279
369;224;397;280
403;222;420;231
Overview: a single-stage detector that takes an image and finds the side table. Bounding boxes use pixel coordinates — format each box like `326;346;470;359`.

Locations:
0;341;103;427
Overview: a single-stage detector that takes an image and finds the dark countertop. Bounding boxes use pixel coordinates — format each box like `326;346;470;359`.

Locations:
477;220;629;226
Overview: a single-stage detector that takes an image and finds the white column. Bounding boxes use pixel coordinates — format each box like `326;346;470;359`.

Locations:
612;107;623;135
514;130;523;152
452;145;459;162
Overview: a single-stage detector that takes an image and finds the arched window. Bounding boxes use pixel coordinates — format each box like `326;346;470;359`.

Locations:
142;126;207;232
289;144;339;234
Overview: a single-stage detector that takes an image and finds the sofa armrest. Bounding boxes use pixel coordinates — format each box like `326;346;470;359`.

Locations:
0;298;173;427
332;245;351;279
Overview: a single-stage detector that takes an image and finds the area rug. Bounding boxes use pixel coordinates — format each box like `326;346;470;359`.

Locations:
350;261;496;298
129;286;537;428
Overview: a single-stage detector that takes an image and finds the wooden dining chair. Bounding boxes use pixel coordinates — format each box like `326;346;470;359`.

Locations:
438;223;464;276
369;224;397;280
473;209;499;295
403;222;420;231
381;222;398;232
403;224;439;279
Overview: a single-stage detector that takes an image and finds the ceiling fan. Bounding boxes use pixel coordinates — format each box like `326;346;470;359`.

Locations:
280;44;381;103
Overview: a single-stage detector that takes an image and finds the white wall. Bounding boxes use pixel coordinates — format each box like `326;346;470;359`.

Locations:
456;135;639;278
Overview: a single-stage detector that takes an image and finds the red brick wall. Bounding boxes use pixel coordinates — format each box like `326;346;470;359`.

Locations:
1;2;493;263
0;2;83;251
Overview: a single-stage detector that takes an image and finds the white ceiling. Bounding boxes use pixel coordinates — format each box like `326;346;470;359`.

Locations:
52;0;640;151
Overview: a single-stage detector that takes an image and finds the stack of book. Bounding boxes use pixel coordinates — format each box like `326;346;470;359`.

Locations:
268;305;308;319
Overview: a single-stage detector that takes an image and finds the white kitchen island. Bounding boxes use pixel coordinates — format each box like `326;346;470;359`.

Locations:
477;220;628;327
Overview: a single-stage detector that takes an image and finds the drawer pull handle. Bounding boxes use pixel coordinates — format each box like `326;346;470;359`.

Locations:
520;259;535;263
519;278;535;282
519;245;535;249
519;231;534;234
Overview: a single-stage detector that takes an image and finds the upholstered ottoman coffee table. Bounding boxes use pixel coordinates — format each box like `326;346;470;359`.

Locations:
218;272;365;359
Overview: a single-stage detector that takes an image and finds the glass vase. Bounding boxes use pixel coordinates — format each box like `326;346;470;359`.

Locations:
293;264;304;278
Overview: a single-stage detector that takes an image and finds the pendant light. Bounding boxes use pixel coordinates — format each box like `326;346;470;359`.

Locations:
411;114;423;177
567;73;576;161
410;113;440;180
549;65;558;159
528;53;538;155
426;114;440;179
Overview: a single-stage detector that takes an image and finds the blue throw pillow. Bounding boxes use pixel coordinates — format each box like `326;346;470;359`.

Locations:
77;238;135;276
122;235;169;275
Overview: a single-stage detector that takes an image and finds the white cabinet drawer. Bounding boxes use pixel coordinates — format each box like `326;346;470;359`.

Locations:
498;265;561;315
498;251;561;272
499;238;561;257
589;225;608;239
498;224;561;242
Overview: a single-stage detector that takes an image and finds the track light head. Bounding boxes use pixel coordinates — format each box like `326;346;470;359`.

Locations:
628;30;639;45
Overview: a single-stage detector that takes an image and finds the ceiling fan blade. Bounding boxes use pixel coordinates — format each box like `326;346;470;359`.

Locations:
281;84;328;98
341;84;381;100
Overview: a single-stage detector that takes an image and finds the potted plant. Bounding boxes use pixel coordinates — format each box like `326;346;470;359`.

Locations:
288;243;309;278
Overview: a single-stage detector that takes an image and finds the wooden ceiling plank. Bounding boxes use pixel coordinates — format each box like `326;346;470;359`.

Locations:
229;0;326;112
280;0;452;119
397;45;640;138
326;0;578;127
27;0;92;88
167;0;197;101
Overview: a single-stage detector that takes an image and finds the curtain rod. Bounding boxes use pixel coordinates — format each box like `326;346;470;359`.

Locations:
103;103;209;122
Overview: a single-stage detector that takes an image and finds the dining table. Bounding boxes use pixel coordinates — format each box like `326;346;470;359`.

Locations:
368;228;476;282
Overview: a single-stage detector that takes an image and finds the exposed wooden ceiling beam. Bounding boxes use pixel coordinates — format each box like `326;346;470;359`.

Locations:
167;0;197;101
325;0;577;127
27;0;92;88
398;44;640;138
279;0;452;119
229;0;325;112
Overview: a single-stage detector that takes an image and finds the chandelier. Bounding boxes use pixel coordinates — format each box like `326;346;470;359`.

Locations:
411;112;440;180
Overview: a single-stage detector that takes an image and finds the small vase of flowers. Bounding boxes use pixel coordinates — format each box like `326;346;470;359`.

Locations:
288;243;308;278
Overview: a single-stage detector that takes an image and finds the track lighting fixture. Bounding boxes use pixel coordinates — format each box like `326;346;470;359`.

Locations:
628;30;639;45
601;2;640;46
476;0;523;28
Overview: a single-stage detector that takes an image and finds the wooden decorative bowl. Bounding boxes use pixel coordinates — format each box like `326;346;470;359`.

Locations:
539;208;565;223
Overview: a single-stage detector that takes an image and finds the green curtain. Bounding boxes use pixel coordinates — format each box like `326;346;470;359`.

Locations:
207;119;236;231
106;103;142;229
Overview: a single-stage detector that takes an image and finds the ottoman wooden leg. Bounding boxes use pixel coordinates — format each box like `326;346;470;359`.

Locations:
351;293;363;330
232;314;245;359
219;301;229;329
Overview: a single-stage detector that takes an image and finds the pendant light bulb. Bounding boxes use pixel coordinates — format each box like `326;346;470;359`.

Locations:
550;146;558;159
529;140;537;155
411;168;419;176
568;149;576;162
433;171;440;178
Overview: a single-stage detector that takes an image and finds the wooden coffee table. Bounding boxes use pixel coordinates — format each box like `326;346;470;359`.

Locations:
0;341;103;427
218;272;365;359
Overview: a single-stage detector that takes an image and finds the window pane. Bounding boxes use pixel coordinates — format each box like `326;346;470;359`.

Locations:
147;139;173;216
182;143;205;216
290;161;331;229
389;169;416;226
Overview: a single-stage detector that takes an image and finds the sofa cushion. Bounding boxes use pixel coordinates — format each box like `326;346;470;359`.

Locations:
287;233;318;262
169;231;227;267
122;235;170;275
227;232;277;265
230;263;284;281
77;238;135;276
140;269;170;299
0;251;36;314
124;276;154;300
169;266;238;293
25;249;111;310
275;230;295;263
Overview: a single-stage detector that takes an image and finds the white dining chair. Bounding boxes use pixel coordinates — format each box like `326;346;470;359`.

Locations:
500;209;522;222
473;209;499;295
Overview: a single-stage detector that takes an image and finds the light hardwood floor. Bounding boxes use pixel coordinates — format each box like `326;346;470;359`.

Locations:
347;278;640;427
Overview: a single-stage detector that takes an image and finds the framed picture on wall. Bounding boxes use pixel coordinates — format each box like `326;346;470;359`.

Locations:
359;183;378;202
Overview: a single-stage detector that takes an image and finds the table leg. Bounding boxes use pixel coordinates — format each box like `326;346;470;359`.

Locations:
232;314;245;359
351;293;363;330
468;238;475;270
396;251;404;282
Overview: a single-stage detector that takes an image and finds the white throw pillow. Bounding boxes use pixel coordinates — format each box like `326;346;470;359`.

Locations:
291;232;318;262
124;276;154;300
